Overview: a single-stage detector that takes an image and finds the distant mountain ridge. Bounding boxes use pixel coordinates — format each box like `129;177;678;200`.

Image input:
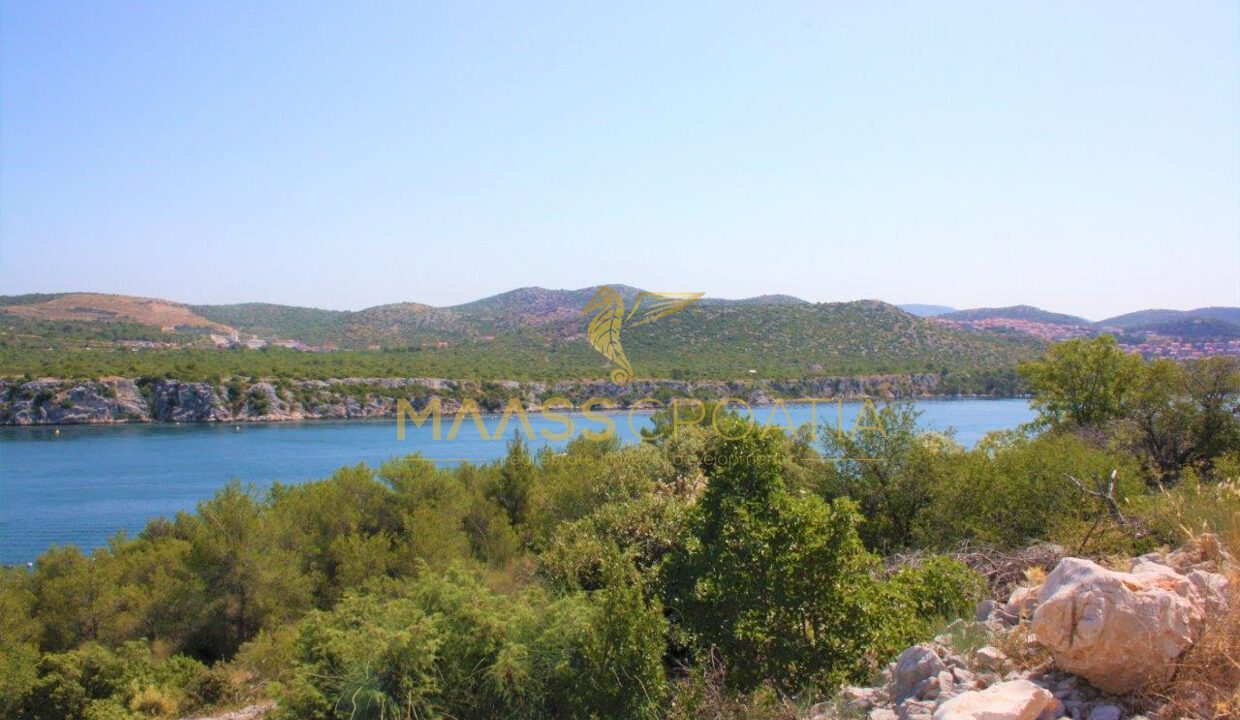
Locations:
898;304;956;317
0;287;818;347
1098;307;1240;330
942;305;1092;326
1129;316;1240;340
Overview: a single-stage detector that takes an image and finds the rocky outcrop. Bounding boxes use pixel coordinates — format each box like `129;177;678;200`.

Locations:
1031;558;1227;694
809;538;1233;720
0;373;949;425
148;381;230;422
0;378;149;424
807;617;1151;720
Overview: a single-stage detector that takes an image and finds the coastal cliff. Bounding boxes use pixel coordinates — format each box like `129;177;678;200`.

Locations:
0;373;959;425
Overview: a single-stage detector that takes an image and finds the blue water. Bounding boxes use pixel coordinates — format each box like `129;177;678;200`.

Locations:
0;399;1033;565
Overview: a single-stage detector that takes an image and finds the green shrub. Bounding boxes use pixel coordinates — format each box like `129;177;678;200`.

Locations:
661;422;937;693
889;556;987;630
515;582;667;720
128;686;177;716
915;433;1142;550
817;402;951;551
278;567;666;720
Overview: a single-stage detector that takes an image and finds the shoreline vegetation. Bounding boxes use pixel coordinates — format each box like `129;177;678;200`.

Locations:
1;338;1237;719
0;370;1025;427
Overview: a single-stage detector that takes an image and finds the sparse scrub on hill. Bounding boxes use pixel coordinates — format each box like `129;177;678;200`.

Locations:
1;298;1043;387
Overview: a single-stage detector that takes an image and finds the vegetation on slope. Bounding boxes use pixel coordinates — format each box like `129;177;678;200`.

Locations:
189;304;350;345
0;300;1043;384
1099;306;1240;330
1132;317;1240;340
943;305;1091;325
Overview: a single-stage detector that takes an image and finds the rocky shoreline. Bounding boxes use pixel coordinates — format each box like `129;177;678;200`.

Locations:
0;373;979;426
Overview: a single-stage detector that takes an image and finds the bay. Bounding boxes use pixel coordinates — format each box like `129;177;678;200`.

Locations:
0;398;1034;565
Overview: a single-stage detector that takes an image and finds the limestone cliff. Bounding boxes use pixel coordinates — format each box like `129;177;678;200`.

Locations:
0;373;950;426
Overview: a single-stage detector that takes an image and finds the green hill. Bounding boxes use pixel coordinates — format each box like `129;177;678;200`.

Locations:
0;289;1044;381
1097;309;1193;329
943;305;1091;325
191;303;350;343
1137;317;1240;340
1190;307;1240;325
197;287;818;349
1097;307;1240;330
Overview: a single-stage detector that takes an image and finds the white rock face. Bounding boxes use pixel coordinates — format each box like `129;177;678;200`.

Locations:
1030;557;1225;694
931;679;1052;720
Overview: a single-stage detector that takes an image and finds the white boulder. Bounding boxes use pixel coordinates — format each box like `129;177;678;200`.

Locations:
1031;557;1224;694
931;679;1053;720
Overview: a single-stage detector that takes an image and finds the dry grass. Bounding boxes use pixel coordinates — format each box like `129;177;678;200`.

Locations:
1;292;232;332
1147;573;1240;720
993;621;1053;675
665;649;802;720
1143;526;1240;720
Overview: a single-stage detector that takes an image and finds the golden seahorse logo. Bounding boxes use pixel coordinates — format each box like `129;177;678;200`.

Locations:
582;286;703;384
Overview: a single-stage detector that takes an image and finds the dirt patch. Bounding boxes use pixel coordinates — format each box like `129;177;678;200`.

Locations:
2;293;233;333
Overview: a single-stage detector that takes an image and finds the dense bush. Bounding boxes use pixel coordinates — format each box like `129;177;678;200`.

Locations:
277;568;666;720
660;422;984;692
915;432;1143;551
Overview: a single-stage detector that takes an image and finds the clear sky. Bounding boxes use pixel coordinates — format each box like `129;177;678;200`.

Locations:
2;2;1237;320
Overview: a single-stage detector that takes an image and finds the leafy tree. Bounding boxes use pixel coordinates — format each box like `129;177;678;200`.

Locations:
1020;335;1144;429
1120;356;1239;483
1123;360;1199;482
817;402;949;550
1183;356;1240;470
30;546;128;651
0;569;41;717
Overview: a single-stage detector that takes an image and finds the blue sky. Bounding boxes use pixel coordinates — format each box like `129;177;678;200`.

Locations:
2;2;1237;319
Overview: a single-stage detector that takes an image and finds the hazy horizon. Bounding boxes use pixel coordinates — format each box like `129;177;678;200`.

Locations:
2;2;1238;317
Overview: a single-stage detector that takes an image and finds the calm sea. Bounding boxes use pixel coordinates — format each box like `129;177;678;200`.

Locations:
0;398;1034;565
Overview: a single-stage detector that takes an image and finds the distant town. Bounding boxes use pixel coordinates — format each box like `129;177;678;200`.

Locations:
935;317;1240;359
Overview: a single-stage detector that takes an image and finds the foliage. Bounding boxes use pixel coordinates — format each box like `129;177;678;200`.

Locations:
1020;335;1145;429
660;422;980;692
915;433;1143;551
277;568;666;720
816;402;952;551
1121;357;1240;483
